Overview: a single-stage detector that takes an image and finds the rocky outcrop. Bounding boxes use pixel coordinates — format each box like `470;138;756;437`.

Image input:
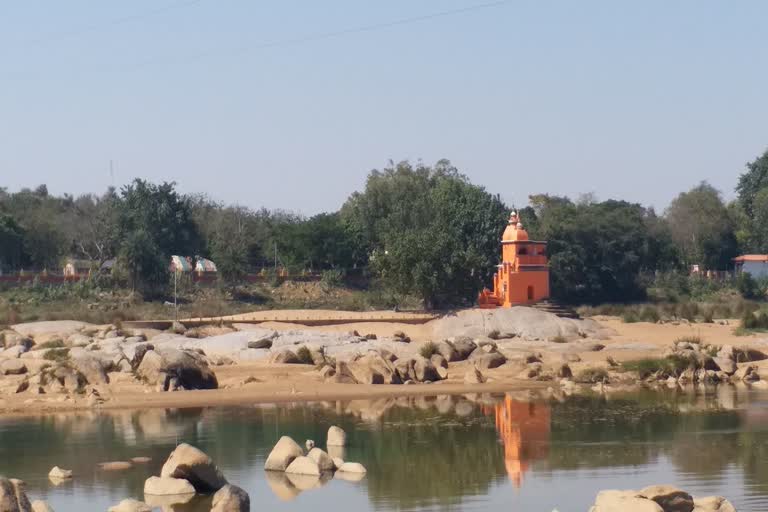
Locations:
160;443;227;492
211;484;250;512
265;436;304;471
137;349;218;391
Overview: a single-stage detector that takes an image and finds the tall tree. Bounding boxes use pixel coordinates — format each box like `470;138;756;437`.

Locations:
341;160;507;308
665;182;738;269
736;148;768;217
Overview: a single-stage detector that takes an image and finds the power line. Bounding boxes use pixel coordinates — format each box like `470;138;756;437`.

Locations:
10;0;203;49
169;0;514;65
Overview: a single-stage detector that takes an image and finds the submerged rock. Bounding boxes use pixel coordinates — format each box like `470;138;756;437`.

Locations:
336;462;367;474
107;498;151;512
47;467;72;479
143;476;195;496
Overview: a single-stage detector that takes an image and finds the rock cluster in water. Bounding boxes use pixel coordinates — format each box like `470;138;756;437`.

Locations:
264;425;367;499
590;485;736;512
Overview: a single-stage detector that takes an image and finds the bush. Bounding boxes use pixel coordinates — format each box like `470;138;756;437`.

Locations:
34;339;65;350
639;306;660;323
419;341;440;359
741;309;768;331
621;310;640;323
622;354;698;379
575;368;609;384
320;269;345;289
43;348;70;362
296;345;314;365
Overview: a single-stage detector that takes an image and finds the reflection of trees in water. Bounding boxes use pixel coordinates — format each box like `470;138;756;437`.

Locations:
547;389;768;497
4;388;768;509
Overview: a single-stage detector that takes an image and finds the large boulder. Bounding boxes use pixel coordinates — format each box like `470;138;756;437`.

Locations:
264;436;304;471
1;360;27;376
327;426;346;447
269;350;299;364
285;456;321;476
143;476;195;496
469;351;507;370
435;341;459;362
307;448;334;471
639;485;694;512
137;349;217;391
1;332;33;350
412;356;441;382
211;484;250;512
107;499;151;512
0;477;31;512
160;443;227;492
349;353;400;384
692;496;736;512
70;354;110;385
713;357;736;375
450;337;478;361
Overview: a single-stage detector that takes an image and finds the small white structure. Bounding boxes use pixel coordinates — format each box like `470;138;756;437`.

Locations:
734;255;768;279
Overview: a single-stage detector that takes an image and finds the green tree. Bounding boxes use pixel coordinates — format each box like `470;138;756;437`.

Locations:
664;182;738;269
0;213;25;271
530;195;677;304
116;180;201;293
736;148;768;217
341;160;507;308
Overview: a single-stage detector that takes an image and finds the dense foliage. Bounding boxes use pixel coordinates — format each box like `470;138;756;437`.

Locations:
2;148;768;306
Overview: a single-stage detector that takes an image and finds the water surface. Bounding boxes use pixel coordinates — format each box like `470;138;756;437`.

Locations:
2;387;768;511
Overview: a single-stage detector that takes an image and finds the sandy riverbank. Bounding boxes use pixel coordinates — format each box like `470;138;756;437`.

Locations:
3;308;768;416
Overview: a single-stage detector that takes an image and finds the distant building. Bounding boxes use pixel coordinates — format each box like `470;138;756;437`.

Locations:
195;257;217;273
63;259;93;277
170;255;194;273
733;255;768;279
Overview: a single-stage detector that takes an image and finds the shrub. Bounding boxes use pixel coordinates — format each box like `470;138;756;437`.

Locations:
622;354;698;379
419;341;440;359
320;269;345;289
639;306;660;323
34;339;65;350
701;308;714;323
296;345;314;365
621;310;640;323
575;368;609;384
43;348;70;362
736;272;762;299
741;309;768;331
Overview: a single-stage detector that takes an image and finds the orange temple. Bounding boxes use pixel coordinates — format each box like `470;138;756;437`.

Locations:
478;211;550;308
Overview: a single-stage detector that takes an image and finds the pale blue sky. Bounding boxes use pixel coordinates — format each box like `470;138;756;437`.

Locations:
1;0;766;214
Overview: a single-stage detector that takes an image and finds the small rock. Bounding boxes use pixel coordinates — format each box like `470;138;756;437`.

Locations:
160;443;227;492
305;440;315;452
327;426;346;446
131;457;152;464
99;461;132;471
48;466;73;479
211;484;250;512
247;338;272;350
336;462;367;474
108;498;151;512
144;476;195;496
692;496;737;512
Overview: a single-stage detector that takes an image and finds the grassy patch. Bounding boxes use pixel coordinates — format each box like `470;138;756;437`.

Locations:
418;341;440;359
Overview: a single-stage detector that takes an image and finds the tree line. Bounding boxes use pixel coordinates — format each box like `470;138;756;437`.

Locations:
1;150;768;306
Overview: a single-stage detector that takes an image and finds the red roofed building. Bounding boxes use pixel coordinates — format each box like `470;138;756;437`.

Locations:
733;255;768;279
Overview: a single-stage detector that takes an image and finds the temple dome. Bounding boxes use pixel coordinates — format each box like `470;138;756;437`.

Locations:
502;215;529;242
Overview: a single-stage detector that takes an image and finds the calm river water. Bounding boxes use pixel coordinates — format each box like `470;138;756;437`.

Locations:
2;387;768;511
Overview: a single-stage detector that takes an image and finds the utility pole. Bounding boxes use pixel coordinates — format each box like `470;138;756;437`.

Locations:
274;242;277;272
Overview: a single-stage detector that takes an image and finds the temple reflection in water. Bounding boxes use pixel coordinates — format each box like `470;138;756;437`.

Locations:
485;396;551;488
